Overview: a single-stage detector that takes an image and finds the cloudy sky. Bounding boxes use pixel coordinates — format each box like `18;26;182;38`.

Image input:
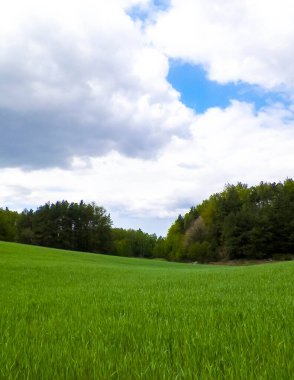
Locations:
1;0;294;235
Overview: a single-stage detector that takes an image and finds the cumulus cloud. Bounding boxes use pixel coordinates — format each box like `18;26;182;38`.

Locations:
1;100;294;235
0;0;194;169
149;0;294;90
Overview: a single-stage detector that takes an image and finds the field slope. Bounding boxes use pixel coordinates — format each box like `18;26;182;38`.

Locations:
0;241;293;379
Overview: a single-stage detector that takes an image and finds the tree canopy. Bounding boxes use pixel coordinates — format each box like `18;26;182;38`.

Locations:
17;201;113;253
163;179;294;262
0;200;159;258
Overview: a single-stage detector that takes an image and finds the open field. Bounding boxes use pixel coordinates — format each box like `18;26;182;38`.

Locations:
0;241;293;379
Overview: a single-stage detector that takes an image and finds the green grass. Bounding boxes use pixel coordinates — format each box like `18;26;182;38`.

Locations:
0;241;293;379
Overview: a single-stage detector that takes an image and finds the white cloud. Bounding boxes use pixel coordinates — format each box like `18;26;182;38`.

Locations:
0;0;194;168
1;101;294;234
148;0;294;89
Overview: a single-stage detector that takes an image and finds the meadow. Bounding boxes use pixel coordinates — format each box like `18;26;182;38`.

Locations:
0;241;293;379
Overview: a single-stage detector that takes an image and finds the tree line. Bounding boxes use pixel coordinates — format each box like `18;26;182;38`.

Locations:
162;179;294;262
1;179;294;262
0;200;158;257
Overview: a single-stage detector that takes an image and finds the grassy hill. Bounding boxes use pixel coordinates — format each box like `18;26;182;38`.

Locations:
0;241;293;379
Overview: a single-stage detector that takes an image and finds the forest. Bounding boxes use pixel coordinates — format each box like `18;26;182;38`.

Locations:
1;179;294;262
163;179;294;262
0;200;157;258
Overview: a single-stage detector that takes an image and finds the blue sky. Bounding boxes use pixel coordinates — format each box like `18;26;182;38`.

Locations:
167;60;290;114
128;0;170;21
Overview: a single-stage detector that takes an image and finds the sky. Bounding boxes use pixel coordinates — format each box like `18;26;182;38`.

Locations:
1;0;294;236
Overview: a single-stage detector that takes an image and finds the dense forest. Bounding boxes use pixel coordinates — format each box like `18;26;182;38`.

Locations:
162;179;294;262
0;201;157;258
1;179;294;262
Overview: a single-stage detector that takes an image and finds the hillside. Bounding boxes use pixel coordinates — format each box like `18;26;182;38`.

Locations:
0;241;294;379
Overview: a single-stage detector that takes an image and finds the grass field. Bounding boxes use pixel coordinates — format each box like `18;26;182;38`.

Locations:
0;241;293;379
